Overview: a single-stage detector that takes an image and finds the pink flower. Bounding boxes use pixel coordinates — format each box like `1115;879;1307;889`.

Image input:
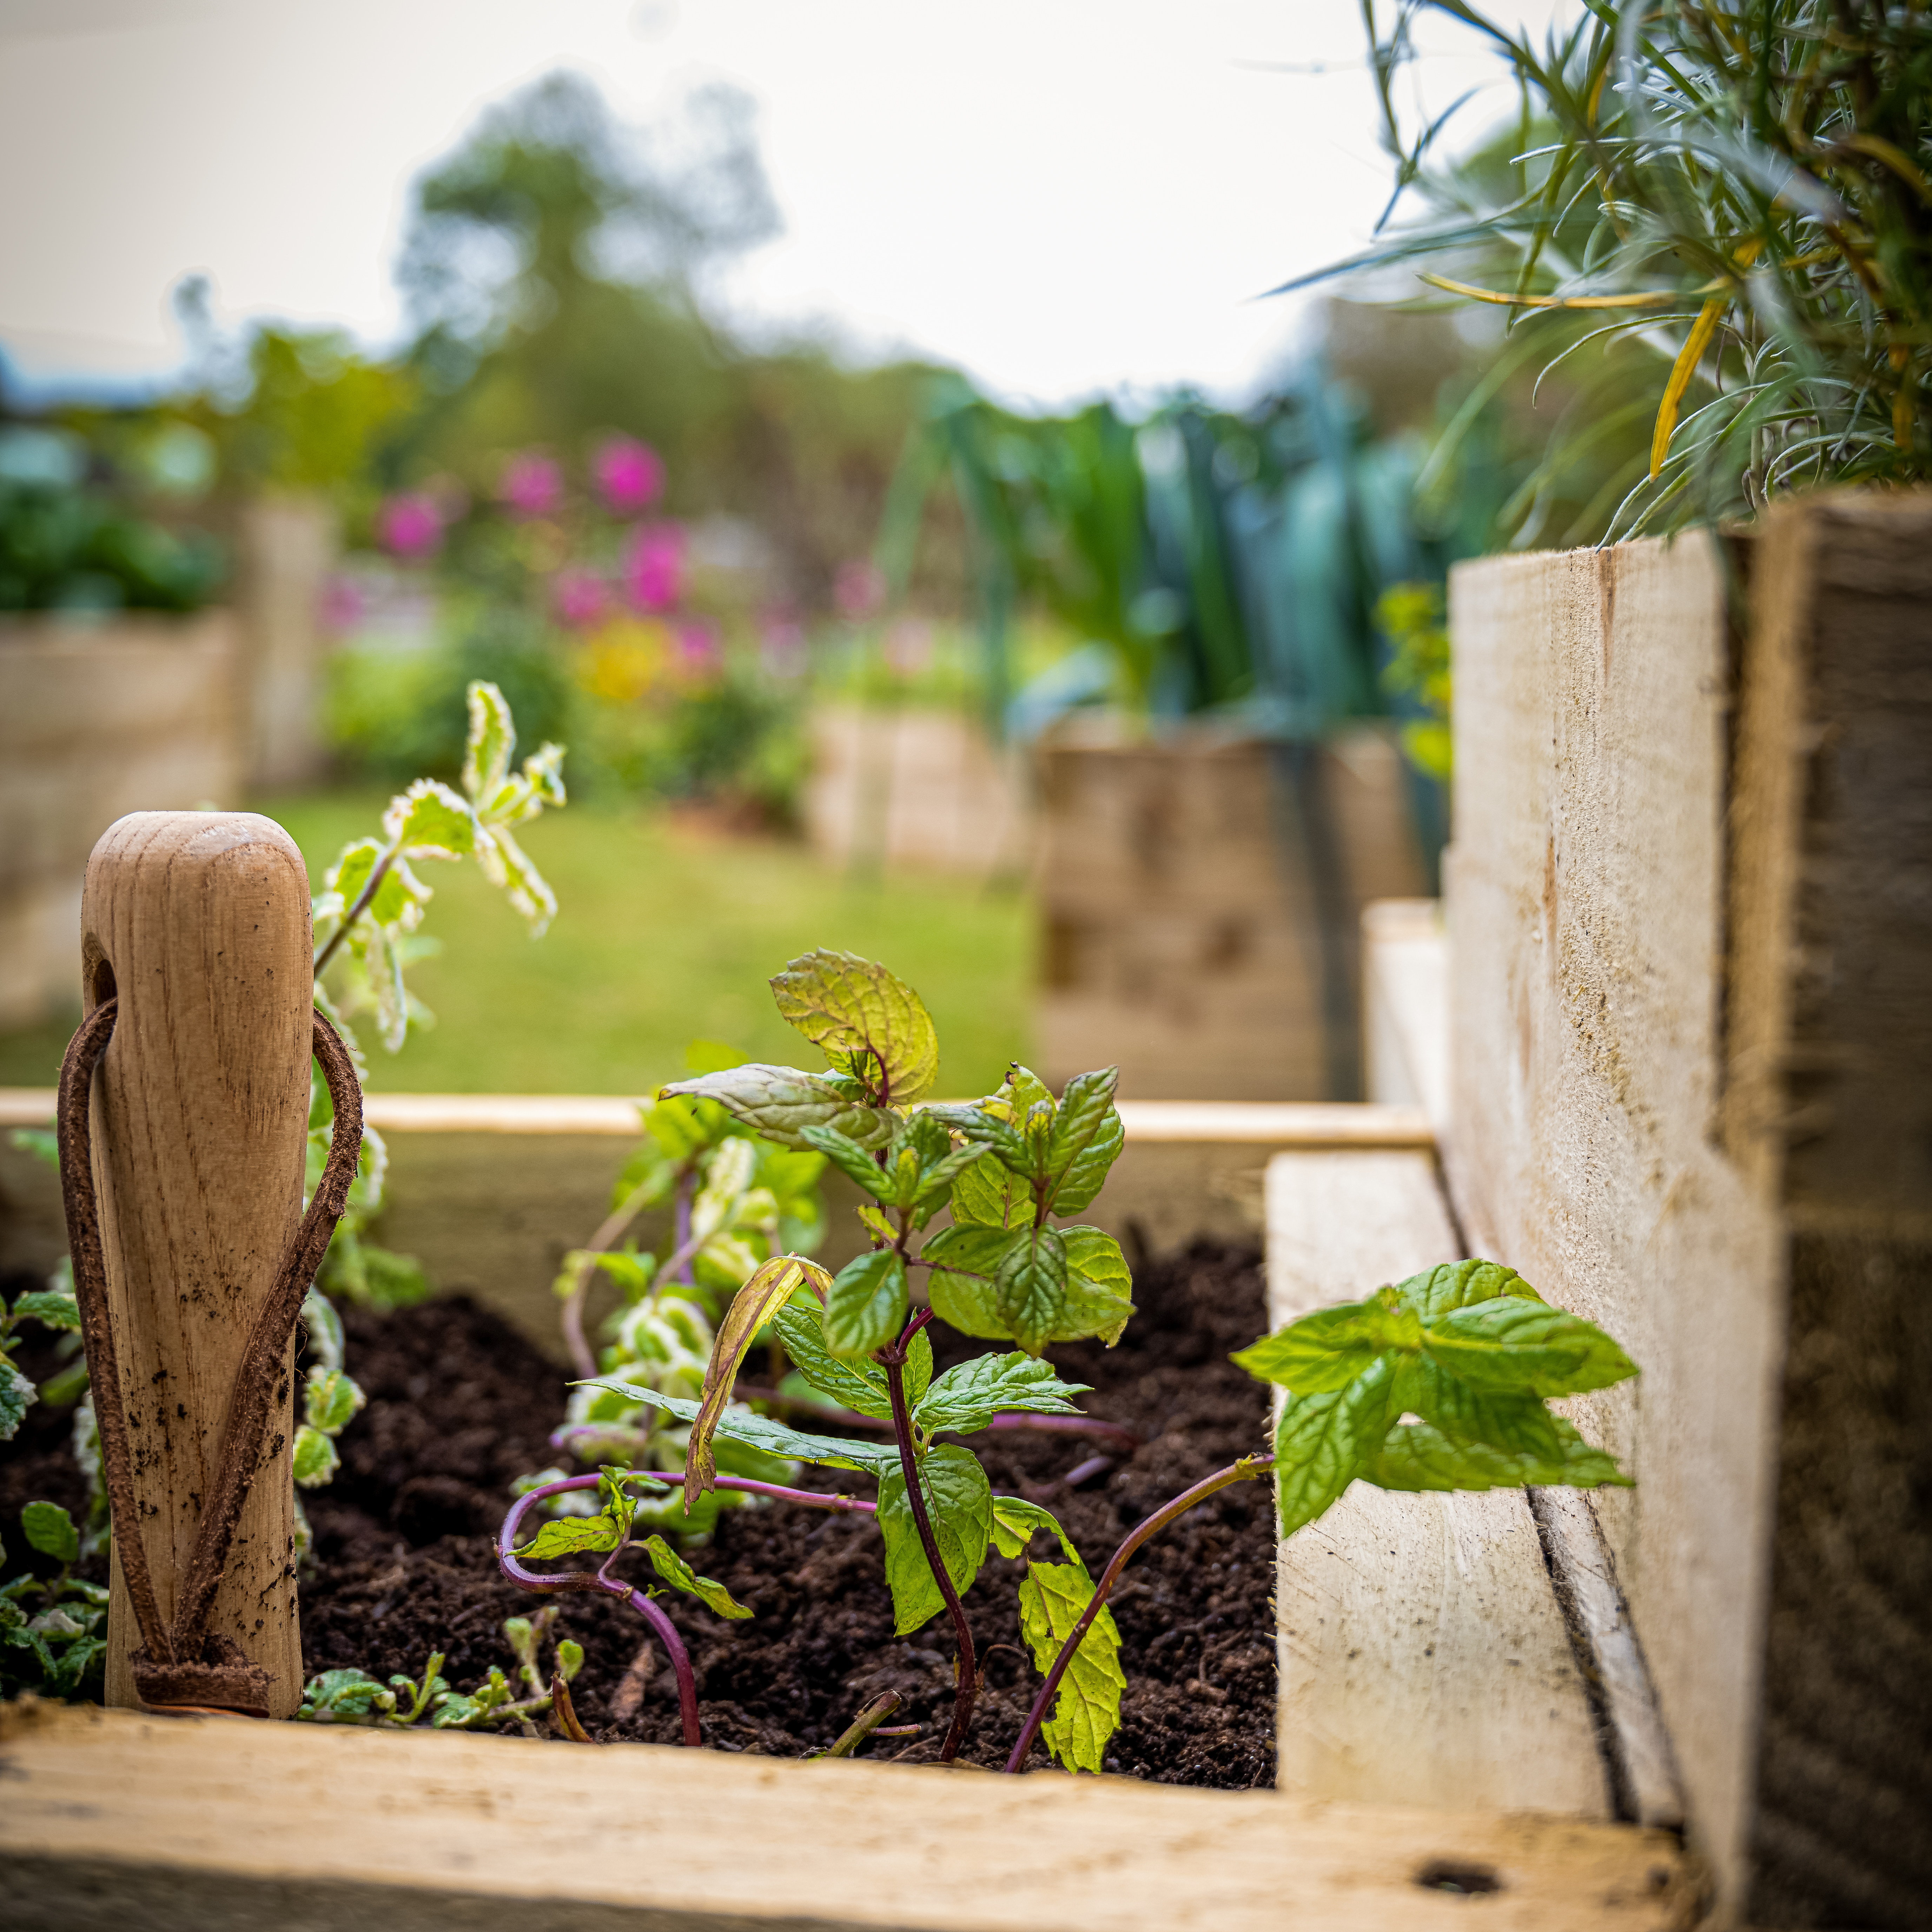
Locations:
320;574;365;633
594;436;664;515
377;493;444;561
834;558;886;620
553;567;610;630
760;611;807;677
675;617;720;673
624;522;685;614
884;617;934;678
498;451;563;521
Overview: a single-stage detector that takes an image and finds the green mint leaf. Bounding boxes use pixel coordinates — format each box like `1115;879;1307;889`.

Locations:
291;1425;341;1488
947;1151;1037;1230
1057;1227;1137;1346
922;1223;1017;1340
995;1223;1069;1358
462;679;516;805
299;1668;395;1721
9;1291;80;1334
1017;1560;1125;1774
363;919;409;1053
922;1104;1032;1177
472;822;556;935
798;1124;894;1200
770;950;940;1106
1368;1408;1632;1493
20;1501;78;1565
303;1367;365;1435
519;741;567;811
663;1065;894;1153
299;1285;345;1376
1394;1259;1542;1324
1423;1298;1639;1397
1039;1067;1125;1215
990;1495;1083;1564
915;1353;1092;1436
1233;1293;1422;1394
379;777;476;859
324;836;384;914
773;1299;930;1419
588;1381;901;1477
823;1249;909;1361
639;1534;754;1619
876;1444;993;1636
516;1512;628;1561
1273;1359;1395;1537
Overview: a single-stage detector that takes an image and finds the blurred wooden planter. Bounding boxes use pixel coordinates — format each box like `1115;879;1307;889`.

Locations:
1034;719;1428;1103
0;614;241;1030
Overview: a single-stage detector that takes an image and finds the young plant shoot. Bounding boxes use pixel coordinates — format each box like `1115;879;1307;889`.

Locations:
502;950;1641;1772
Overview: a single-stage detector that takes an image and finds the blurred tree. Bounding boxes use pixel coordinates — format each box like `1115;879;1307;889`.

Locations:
388;72;964;613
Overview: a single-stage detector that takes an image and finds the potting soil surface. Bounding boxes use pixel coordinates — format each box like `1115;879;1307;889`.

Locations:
8;1242;1279;1783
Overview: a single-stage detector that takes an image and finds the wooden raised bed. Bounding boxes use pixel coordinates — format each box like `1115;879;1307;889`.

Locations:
7;487;1925;1927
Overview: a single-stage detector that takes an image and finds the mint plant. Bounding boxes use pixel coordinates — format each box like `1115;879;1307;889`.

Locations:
1;1503;107;1701
287;678;570;1511
500;948;1641;1773
297;1605;589;1738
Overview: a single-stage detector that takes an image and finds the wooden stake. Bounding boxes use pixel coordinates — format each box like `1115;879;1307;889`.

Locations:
80;812;313;1718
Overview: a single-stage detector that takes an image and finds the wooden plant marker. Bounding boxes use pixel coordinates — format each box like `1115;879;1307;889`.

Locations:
77;812;317;1718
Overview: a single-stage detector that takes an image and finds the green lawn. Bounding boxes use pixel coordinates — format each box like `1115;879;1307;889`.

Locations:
0;792;1033;1099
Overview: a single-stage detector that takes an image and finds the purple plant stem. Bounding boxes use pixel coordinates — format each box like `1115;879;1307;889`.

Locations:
498;1472;879;1749
983;1414;1142;1453
1004;1454;1270;1775
626;1588;702;1745
880;1310;979;1764
673;1172;695;1284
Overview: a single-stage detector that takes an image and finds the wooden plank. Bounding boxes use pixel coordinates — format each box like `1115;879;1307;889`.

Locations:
1361;899;1448;1126
0;1089;1436;1145
1718;491;1932;1928
1444;500;1932;1921
1265;1151;1612;1820
1444;534;1787;1914
0;1700;1696;1932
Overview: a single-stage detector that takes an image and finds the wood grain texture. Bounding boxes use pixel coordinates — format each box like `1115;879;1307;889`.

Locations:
1266;1151;1611;1820
1444;535;1787;1915
1721;492;1932;1929
0;1700;1696;1932
79;812;312;1717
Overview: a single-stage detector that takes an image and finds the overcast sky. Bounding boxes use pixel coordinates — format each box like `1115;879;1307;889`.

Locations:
0;0;1571;409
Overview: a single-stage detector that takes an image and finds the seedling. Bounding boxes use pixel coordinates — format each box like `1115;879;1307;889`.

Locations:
296;1605;587;1738
503;951;1639;1773
0;1503;107;1701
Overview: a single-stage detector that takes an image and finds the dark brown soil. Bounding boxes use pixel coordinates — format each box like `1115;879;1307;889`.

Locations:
299;1241;1278;1784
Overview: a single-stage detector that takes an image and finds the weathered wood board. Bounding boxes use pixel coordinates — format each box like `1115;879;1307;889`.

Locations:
0;1699;1695;1932
1445;495;1932;1925
1266;1151;1612;1820
0;1093;1429;1362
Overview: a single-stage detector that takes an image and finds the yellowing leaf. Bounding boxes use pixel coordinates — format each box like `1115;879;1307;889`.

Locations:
1018;1560;1125;1773
770;949;939;1106
1650;296;1726;478
684;1254;832;1510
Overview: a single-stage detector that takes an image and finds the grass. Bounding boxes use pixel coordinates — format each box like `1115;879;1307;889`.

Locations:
0;790;1033;1099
